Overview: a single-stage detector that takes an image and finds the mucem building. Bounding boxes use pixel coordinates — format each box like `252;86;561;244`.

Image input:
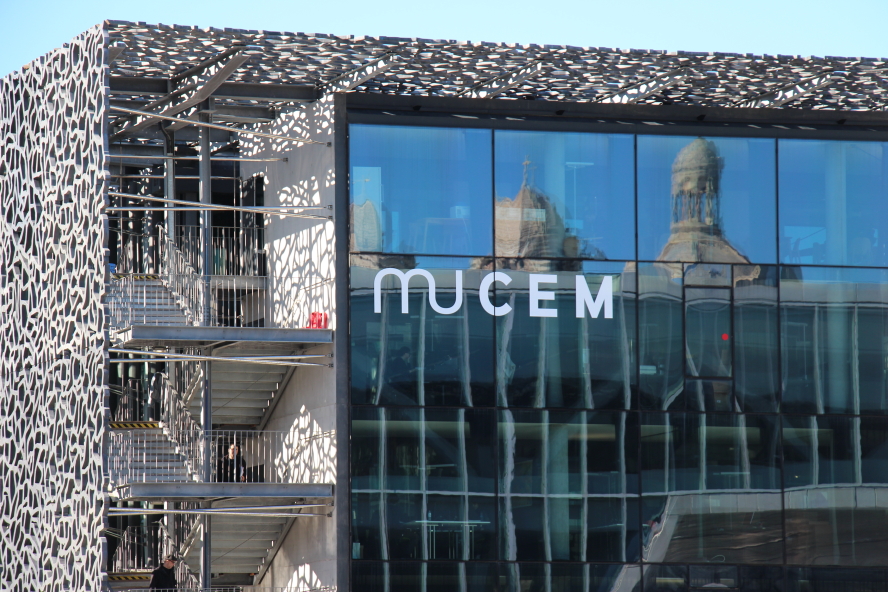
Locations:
4;20;888;592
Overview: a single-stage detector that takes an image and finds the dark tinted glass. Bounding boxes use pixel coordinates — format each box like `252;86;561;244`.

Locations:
349;124;492;256
787;568;888;592
734;265;779;412
638;262;684;410
494;260;636;409
638;135;776;264
350;255;495;406
642;413;780;493
779;140;888;267
494;130;635;260
685;287;732;378
781;267;888;414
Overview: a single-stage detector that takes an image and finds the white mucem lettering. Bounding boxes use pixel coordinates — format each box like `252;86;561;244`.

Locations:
372;268;613;318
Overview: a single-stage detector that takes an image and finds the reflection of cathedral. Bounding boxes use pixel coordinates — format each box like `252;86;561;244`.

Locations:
657;138;749;264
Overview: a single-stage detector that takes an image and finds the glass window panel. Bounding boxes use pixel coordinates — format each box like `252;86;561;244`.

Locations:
734;265;779;412
350;255;495;406
642;493;783;564
785;484;888;566
465;563;499;590
685;379;734;412
388;562;423;592
495;260;636;409
425;494;464;560
781;267;888;415
549;563;587;592
351;561;386;591
642;413;780;493
645;564;689;592
500;496;546;560
425;408;496;494
385;408;421;491
684;263;732;287
787;568;888;592
349;124;493;256
639;262;684;410
736;567;785;592
860;417;888;484
590;564;642;592
638;135;776;264
425;562;461;592
779;140;888;267
351;492;383;560
587;411;639;495
468;496;497;560
386;492;423;559
685;287;732;378
352;407;382;490
783;415;858;488
500;409;583;496
494;130;635;260
690;565;739;589
587;497;640;562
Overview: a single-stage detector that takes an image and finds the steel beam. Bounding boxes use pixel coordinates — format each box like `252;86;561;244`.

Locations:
736;72;836;108
112;325;334;349
109;105;327;144
109;77;318;101
112;50;251;139
459;60;545;99
114;481;335;501
319;49;411;95
596;67;692;104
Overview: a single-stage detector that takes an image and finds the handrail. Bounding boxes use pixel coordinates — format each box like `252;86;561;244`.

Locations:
107;429;335;486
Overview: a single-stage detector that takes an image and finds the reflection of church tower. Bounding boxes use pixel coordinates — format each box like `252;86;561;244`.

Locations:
657;138;749;264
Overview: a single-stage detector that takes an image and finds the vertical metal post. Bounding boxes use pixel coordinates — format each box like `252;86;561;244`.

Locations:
201;348;213;588
199;100;213;326
198;100;214;591
163;126;176;234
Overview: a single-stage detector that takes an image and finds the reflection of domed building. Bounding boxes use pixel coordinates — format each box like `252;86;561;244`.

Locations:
487;159;600;271
657;138;749;264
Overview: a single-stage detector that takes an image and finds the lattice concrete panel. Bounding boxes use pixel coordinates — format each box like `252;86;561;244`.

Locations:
106;20;888;111
0;26;108;591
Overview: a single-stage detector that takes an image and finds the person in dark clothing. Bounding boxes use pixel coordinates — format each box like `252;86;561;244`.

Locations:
388;346;412;378
148;555;177;590
217;443;247;482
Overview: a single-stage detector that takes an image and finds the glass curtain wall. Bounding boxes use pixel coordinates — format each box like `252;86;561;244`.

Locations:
350;125;888;592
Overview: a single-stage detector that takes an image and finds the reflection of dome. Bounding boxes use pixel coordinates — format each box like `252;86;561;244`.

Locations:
657;138;748;264
492;158;602;270
671;138;723;228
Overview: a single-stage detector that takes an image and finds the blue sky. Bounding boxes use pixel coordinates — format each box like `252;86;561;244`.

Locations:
2;0;887;78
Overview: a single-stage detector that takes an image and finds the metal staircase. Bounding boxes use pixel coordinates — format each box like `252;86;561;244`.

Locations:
189;358;289;426
183;515;293;577
107;276;192;329
108;427;199;485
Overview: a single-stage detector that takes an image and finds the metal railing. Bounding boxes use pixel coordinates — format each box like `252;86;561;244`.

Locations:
108;224;329;331
108;429;334;486
110;379;149;424
109;524;175;573
172;224;266;276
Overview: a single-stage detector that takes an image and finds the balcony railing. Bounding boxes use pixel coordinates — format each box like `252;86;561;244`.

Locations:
108;429;334;487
